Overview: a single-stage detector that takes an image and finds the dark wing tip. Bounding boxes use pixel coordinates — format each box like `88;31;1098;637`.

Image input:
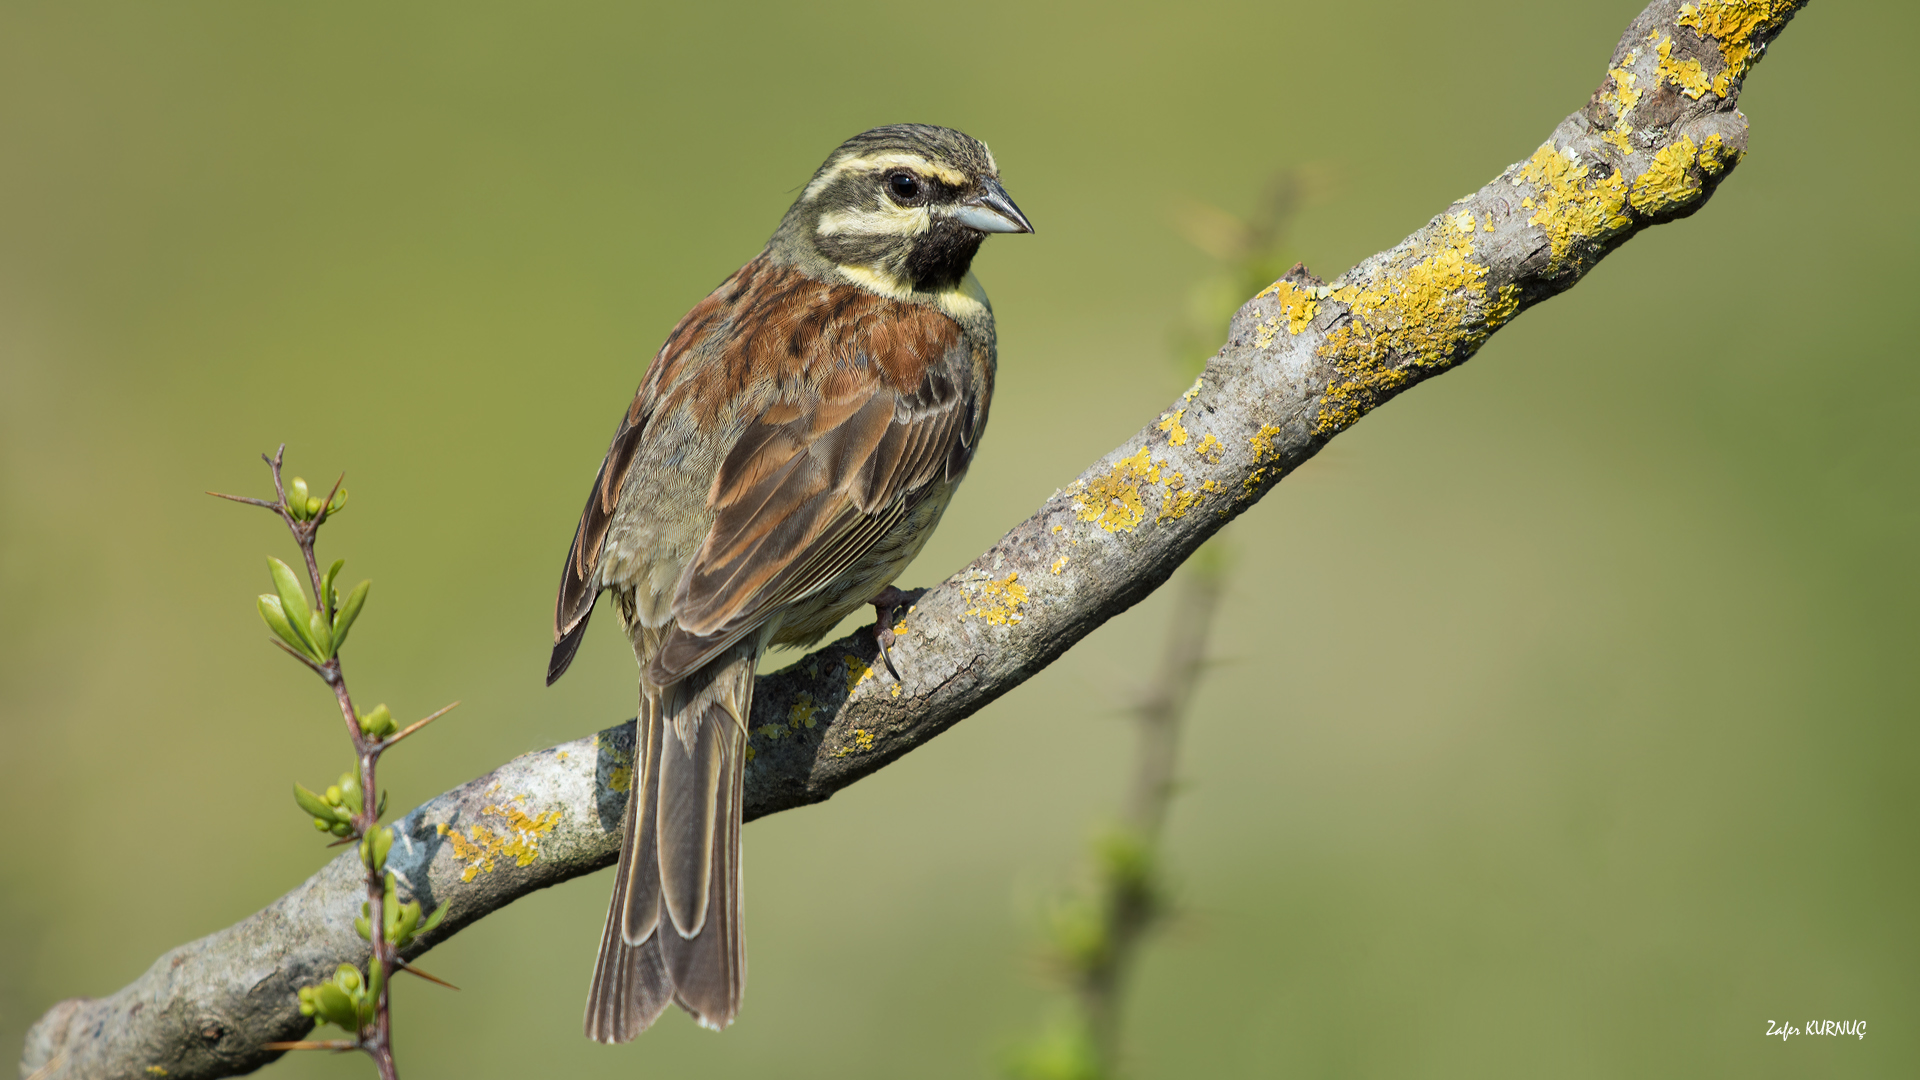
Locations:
547;605;593;686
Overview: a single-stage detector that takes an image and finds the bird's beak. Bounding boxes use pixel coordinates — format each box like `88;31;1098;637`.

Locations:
952;179;1034;234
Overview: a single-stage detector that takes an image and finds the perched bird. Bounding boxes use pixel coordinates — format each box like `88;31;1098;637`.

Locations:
546;124;1032;1042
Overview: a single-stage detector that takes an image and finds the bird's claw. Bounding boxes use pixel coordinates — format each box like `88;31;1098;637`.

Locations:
870;586;907;682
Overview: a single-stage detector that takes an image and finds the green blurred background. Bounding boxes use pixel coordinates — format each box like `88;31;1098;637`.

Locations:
3;0;1913;1075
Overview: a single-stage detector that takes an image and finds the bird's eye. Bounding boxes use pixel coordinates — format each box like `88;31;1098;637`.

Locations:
887;172;922;202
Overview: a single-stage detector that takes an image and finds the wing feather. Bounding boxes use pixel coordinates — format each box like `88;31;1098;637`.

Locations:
652;310;977;684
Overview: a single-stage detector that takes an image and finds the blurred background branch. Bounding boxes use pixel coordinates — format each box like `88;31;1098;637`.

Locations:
1005;167;1309;1079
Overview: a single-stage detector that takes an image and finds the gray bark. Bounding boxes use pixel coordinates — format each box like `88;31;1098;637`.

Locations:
21;2;1806;1075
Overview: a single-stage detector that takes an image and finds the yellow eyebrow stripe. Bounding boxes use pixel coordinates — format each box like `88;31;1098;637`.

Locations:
803;153;969;200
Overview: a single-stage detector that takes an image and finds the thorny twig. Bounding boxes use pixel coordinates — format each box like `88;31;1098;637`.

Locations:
212;446;408;1079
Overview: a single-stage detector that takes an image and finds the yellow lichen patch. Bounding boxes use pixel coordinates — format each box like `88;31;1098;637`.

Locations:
1679;0;1796;96
1602;127;1635;158
1313;211;1521;436
1195;432;1222;463
1050;555;1070;575
1072;447;1159;533
1628;133;1738;215
966;572;1029;625
1159;488;1203;522
1155;472;1199;522
1248;424;1283;464
440;796;562;883
1656;34;1713;99
1629;135;1702;214
1254;278;1321;336
1183;378;1203;402
1157;408;1189;445
754;722;787;741
844;655;877;694
834;728;877;757
1519;142;1632;265
148;1069;168;1077
789;691;822;730
1607;60;1643;116
890;684;901;698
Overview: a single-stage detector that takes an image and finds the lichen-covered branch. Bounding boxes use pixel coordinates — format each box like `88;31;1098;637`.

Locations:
19;3;1806;1076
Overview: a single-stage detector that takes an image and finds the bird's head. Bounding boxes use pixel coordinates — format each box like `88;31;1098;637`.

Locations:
775;124;1033;297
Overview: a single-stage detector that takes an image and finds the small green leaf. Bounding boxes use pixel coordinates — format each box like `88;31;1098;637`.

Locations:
354;915;371;941
419;901;448;935
256;595;307;655
306;495;324;518
293;783;334;820
320;559;344;616
306;606;333;659
328;487;349;514
289;477;310;513
267;557;318;656
332;579;370;651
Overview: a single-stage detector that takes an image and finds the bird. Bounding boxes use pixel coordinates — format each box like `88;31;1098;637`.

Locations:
545;124;1033;1042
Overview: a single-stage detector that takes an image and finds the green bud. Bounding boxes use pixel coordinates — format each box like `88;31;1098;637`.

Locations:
256;595;308;655
329;821;353;838
334;963;362;993
355;914;371;941
306;495;324;518
312;981;357;1030
293;782;335;820
359;704;394;740
337;771;361;804
267;557;318;656
297;986;317;1016
324;785;343;806
312;817;331;832
361;826;393;871
394;899;421;945
290;477;310;512
331;579;370;651
363;962;384;1027
382;872;400;928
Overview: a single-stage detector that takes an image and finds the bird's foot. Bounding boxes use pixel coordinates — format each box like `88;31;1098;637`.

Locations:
870;586;908;682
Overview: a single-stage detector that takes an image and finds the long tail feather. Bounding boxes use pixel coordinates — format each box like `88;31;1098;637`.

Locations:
583;705;673;1043
585;635;752;1039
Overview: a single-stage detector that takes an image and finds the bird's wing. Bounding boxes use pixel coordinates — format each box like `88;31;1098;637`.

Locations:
547;262;758;685
648;278;982;684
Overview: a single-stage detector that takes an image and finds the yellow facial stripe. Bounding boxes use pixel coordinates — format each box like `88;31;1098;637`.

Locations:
803;152;968;201
815;203;931;238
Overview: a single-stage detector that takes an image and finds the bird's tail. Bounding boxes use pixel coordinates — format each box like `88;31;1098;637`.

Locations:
585;632;752;1042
